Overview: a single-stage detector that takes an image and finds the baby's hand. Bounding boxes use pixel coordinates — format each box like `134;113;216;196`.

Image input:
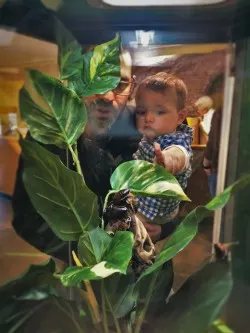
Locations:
142;220;162;243
153;142;174;172
153;142;165;167
153;143;185;174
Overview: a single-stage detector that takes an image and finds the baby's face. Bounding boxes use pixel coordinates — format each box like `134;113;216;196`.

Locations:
135;88;186;140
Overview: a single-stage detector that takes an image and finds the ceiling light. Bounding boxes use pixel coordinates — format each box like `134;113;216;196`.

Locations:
102;0;226;6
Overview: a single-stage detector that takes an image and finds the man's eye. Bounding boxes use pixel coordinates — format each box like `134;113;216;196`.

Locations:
119;82;129;89
114;81;130;93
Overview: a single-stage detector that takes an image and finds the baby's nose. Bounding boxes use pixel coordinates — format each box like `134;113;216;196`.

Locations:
145;112;155;122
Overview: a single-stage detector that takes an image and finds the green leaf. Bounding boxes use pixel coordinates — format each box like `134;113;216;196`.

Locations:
0;259;56;307
0;297;86;333
15;287;57;301
42;0;63;11
91;269;137;319
110;160;190;201
211;319;235;333
80;35;121;96
137;173;250;282
21;140;100;241
0;301;48;333
102;232;133;272
57;231;133;286
136;261;173;317
151;258;233;333
78;227;111;266
19;69;87;148
0;259;89;332
102;271;137;318
67;75;86;96
55;18;83;80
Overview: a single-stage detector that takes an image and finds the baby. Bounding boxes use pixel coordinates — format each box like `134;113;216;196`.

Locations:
133;72;193;236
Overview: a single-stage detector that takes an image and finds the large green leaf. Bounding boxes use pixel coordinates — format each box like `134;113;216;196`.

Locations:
102;271;136;319
21;140;100;241
150;258;233;333
110;160;190;201
68;74;86;96
136;261;173;318
0;259;56;308
0;297;87;333
19;69;87;148
78;227;111;266
137;174;250;282
0;260;59;332
79;35;121;96
57;231;133;286
91;269;137;320
0;254;89;332
55;18;83;80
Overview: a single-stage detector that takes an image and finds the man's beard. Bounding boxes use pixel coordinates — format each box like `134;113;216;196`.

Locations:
87;100;120;136
90;117;114;136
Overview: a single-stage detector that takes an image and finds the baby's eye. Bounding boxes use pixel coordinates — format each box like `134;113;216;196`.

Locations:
135;109;146;116
156;110;166;115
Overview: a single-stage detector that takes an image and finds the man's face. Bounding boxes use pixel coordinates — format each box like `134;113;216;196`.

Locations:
84;52;132;137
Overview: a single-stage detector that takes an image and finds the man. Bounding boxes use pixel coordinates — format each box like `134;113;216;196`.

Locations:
77;49;140;205
12;48;165;261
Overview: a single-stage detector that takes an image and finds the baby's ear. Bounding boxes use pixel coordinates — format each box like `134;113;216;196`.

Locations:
178;109;187;124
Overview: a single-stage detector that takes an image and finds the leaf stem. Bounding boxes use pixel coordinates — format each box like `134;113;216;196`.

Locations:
134;272;159;333
53;297;84;333
101;280;109;333
122;319;133;333
72;251;101;324
104;287;122;333
127;321;133;333
68;144;84;179
8;300;49;333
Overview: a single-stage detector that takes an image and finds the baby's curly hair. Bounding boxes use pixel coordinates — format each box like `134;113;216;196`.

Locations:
136;72;188;111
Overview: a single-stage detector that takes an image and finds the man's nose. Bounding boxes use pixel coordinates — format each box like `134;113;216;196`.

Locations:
145;111;155;122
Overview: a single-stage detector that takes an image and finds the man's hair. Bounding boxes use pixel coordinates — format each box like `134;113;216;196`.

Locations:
137;72;188;111
206;73;224;96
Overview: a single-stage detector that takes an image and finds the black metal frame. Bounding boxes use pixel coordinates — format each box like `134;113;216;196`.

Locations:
1;0;250;45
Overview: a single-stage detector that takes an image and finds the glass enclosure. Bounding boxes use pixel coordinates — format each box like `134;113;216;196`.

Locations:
0;0;250;332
